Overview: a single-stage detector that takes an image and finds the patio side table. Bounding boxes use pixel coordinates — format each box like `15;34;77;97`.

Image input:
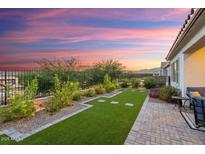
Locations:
171;96;190;111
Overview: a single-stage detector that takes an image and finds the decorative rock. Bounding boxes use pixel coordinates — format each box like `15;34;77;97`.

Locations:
125;103;134;107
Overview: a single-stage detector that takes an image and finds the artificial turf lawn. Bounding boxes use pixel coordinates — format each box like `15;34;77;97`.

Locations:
0;89;147;145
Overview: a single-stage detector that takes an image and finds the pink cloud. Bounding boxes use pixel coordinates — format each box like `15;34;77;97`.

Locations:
0;8;191;70
0;47;166;70
2;20;179;44
0;9;186;48
25;8;191;22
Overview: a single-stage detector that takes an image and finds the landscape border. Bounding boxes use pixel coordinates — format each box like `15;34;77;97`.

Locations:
1;89;123;141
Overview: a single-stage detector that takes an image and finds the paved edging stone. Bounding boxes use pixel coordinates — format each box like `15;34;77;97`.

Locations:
124;96;149;145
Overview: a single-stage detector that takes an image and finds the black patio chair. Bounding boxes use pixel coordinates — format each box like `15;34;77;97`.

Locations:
192;97;205;127
186;87;205;109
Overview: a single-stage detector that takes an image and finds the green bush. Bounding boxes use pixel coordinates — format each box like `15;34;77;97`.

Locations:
157;79;166;88
103;74;111;85
72;91;82;101
159;86;180;102
105;84;116;93
0;96;36;122
47;75;79;113
112;80;120;89
121;79;129;88
103;74;116;93
143;77;157;89
84;88;96;97
131;78;140;88
36;71;54;94
0;78;38;122
24;77;38;100
94;84;106;94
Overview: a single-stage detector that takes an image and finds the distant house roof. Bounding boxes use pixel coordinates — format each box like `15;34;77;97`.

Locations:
166;8;205;60
160;62;170;69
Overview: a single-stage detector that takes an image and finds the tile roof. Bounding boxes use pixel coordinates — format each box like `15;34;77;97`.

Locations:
166;8;205;60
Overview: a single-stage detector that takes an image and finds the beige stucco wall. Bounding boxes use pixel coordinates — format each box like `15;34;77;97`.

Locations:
184;47;205;87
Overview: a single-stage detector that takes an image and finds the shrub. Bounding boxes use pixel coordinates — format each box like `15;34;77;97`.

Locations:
112;80;120;89
24;77;38;100
105;84;116;93
103;74;116;93
120;79;129;88
143;77;157;89
103;74;111;85
0;78;38;122
94;84;106;94
47;75;79;113
0;96;36;122
159;86;180;102
72;91;82;101
84;88;96;97
131;78;140;88
157;79;166;88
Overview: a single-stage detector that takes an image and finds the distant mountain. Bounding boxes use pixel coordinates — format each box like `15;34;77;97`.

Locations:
135;67;160;74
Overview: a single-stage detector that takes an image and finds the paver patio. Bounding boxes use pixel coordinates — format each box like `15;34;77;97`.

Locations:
125;97;205;145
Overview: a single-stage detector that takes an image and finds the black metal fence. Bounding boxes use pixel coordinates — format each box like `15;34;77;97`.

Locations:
0;69;40;105
0;68;169;105
0;68;91;105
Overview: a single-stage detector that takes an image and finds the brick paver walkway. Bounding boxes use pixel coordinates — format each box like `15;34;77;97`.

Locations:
125;97;205;145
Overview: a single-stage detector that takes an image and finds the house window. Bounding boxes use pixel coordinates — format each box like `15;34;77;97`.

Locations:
171;60;179;83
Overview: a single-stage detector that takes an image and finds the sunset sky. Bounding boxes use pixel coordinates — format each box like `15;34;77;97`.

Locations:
0;8;191;70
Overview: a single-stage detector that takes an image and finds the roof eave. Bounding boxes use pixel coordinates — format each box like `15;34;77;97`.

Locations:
166;8;204;61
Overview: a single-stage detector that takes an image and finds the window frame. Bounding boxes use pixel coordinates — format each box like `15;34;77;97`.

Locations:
171;59;179;83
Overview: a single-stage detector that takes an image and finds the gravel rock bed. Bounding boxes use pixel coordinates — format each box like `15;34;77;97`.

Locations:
0;102;85;134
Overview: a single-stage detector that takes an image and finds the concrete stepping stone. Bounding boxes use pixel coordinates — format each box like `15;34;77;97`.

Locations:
97;99;106;102
110;101;119;104
125;103;134;107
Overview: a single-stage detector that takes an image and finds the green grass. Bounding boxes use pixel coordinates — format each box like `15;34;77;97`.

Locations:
0;89;147;145
0;135;16;145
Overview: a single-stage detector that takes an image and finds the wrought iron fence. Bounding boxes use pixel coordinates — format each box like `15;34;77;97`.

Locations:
0;68;91;105
0;68;170;105
0;69;40;105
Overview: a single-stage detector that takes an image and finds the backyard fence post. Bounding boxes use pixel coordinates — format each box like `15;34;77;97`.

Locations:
4;70;7;105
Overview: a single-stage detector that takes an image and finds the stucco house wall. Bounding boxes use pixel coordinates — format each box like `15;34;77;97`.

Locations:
184;47;205;88
168;20;205;96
